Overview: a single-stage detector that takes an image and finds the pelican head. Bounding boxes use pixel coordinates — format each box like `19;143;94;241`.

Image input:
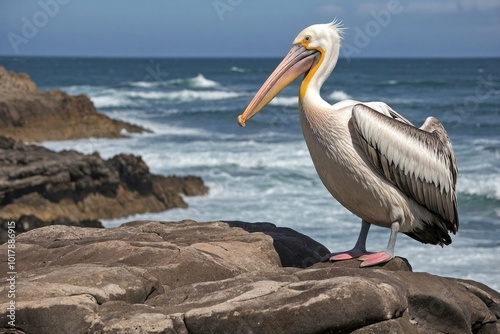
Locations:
238;22;343;127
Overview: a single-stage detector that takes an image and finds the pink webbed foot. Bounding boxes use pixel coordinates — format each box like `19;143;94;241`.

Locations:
358;251;394;267
324;249;373;262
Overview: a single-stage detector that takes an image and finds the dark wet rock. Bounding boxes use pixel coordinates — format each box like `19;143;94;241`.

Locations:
0;220;498;333
0;138;208;243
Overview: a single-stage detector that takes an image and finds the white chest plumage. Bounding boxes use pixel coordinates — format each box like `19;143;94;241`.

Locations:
298;103;407;229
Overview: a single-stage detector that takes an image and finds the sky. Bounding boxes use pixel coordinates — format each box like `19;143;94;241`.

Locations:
0;0;499;58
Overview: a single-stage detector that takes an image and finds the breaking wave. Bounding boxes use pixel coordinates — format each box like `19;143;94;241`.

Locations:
458;174;500;201
328;90;351;101
126;74;220;89
231;66;246;73
127;81;157;88
127;90;241;101
269;96;298;107
166;74;220;88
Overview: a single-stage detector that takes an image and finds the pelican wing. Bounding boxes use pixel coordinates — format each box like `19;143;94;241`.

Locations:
363;101;414;126
351;104;458;232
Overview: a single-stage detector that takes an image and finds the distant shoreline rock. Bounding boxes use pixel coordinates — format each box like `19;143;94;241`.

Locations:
0;136;208;243
0;220;498;333
0;66;148;142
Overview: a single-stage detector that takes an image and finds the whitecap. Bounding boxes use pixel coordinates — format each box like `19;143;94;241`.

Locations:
231;66;246;73
41;137;130;158
328;90;351;101
165;74;220;88
91;95;131;108
471;138;500;146
458;174;500;200
78;87;138;109
189;74;220;88
126;91;169;100
61;84;98;94
120;128;132;136
269;96;298;107
144;123;211;137
127;90;241;101
127;81;158;88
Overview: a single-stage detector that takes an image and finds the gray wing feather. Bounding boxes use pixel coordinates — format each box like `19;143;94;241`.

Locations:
352;104;458;233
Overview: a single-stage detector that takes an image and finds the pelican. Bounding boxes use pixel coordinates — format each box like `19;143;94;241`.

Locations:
237;22;458;267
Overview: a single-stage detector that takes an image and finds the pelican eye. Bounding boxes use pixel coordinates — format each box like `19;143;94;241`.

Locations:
304;35;312;43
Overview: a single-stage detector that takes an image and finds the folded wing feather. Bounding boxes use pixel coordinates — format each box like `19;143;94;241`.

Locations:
351;104;458;232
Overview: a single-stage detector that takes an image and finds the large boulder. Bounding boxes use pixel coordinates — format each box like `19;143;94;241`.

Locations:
0;220;498;333
0;66;147;142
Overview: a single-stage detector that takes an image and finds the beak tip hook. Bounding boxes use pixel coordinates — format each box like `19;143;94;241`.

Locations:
237;114;246;127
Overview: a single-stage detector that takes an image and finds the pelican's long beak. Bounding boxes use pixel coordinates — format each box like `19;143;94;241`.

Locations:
238;45;320;127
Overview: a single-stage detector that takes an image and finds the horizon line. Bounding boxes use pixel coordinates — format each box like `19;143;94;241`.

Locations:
1;54;499;60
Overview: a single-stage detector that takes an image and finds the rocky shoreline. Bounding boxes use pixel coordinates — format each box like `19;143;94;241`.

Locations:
0;66;148;142
0;136;208;244
0;66;208;242
0;220;498;333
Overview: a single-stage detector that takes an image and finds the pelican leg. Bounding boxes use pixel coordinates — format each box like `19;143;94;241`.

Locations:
358;221;399;267
326;220;373;262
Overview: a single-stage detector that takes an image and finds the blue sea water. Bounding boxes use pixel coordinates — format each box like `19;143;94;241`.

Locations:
1;56;499;290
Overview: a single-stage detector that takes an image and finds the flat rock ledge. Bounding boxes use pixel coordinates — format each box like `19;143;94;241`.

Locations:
0;220;498;334
0;66;148;142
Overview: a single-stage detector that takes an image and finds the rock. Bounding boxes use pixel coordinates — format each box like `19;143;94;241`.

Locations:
0;215;103;244
0;220;498;334
0;66;148;142
0;138;208;243
0;67;36;92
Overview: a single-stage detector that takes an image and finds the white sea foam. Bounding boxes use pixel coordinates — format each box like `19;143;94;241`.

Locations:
458;174;500;200
231;66;246;73
127;90;241;101
154;141;312;174
126;74;221;89
66;75;232;109
190;74;220;88
127;81;157;88
80;87;137;109
62;84;98;95
328;90;351;101
166;74;220;88
269;96;298;107
145;123;211;137
126;91;169;99
41;137;132;158
471;138;500;146
91;95;131;108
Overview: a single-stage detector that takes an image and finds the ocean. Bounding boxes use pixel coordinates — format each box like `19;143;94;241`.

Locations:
1;56;499;290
